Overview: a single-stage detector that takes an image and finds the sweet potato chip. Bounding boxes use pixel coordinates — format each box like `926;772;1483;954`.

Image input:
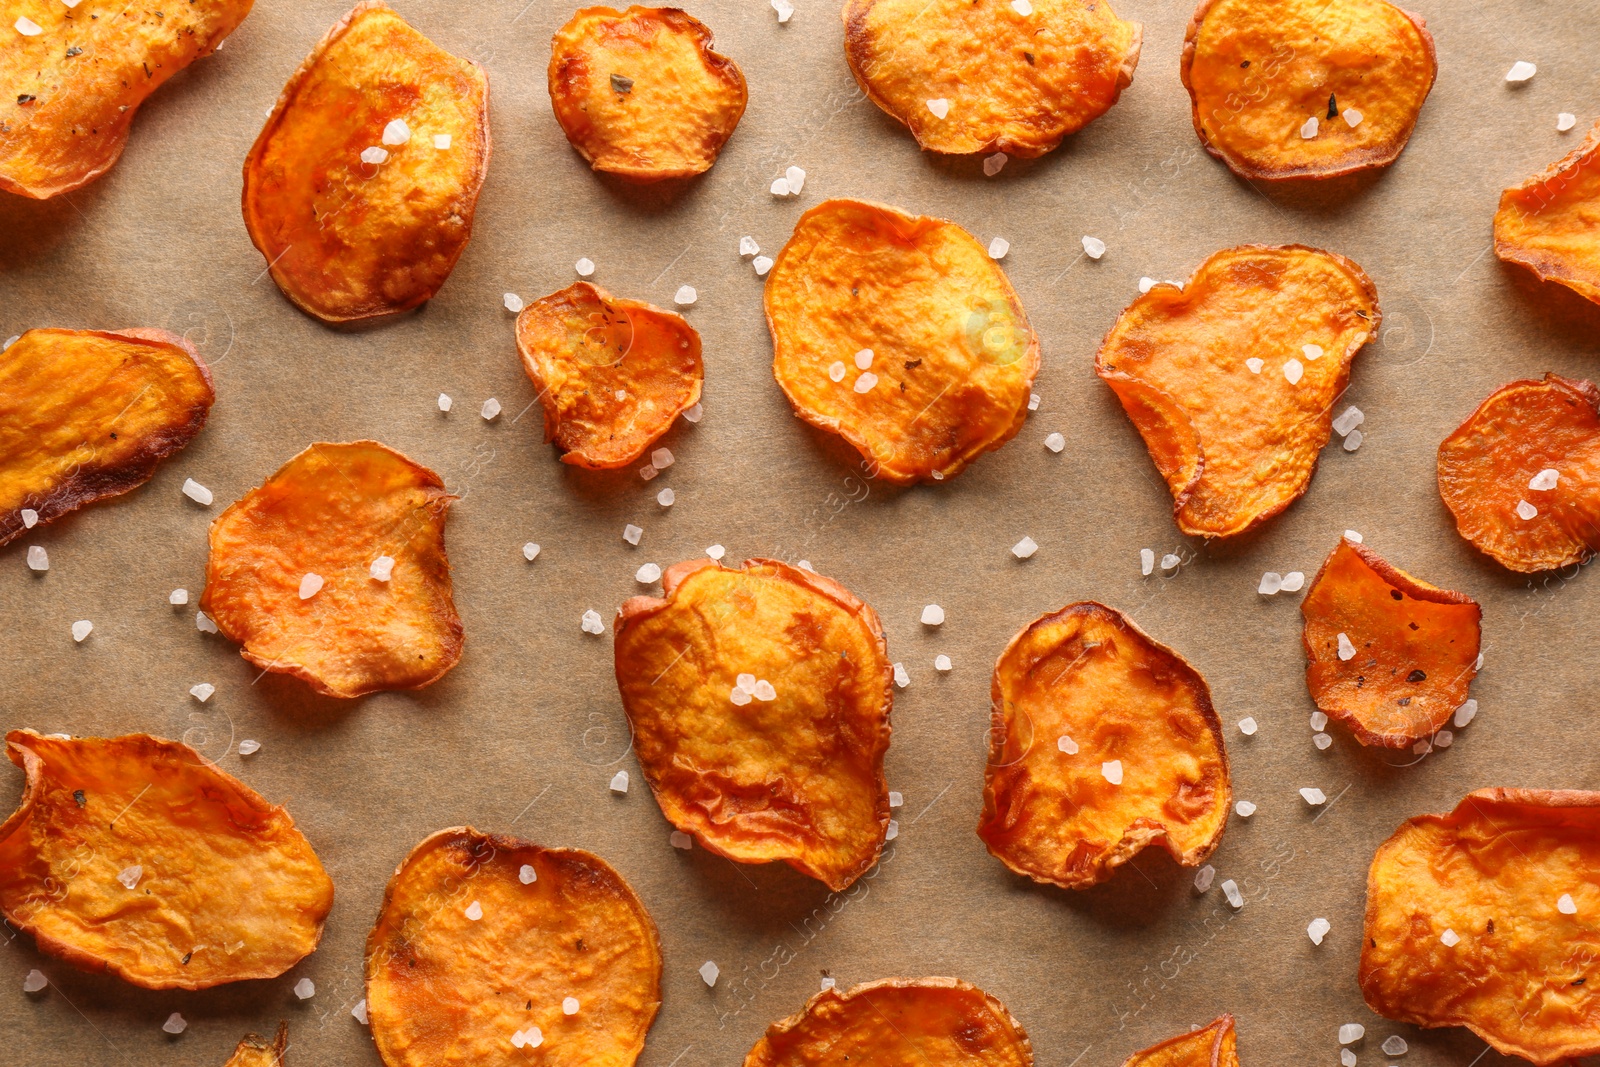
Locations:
548;6;746;182
366;826;661;1067
1096;244;1380;538
242;1;491;323
842;0;1141;158
744;977;1033;1067
980;603;1229;890
614;557;892;891
0;0;253;199
225;1023;288;1067
1437;373;1600;573
1121;1015;1238;1067
1361;789;1600;1065
766;198;1040;484
1495;120;1600;305
201;441;462;699
0;730;333;990
516;281;703;469
0;327;213;547
1181;0;1436;181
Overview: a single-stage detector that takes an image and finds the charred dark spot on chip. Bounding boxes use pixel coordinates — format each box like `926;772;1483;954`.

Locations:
1407;669;1426;683
181;951;192;965
17;95;37;105
1022;51;1034;65
609;73;634;94
1327;93;1338;120
1390;589;1403;600
73;789;86;807
1487;919;1495;933
1240;60;1250;68
66;46;82;57
904;359;922;370
1397;697;1411;706
1575;977;1588;986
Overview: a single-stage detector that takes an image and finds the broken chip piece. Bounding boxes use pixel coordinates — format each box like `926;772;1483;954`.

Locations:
548;6;747;181
515;281;703;469
979;602;1230;890
242;1;491;322
1096;245;1380;538
766;199;1040;483
0;328;214;547
225;1023;289;1067
1494;120;1600;306
0;730;333;990
201;442;462;699
842;0;1141;158
614;558;892;891
1362;789;1600;1064
1181;0;1436;181
1300;539;1481;748
1437;373;1600;573
1120;1015;1239;1067
366;827;661;1067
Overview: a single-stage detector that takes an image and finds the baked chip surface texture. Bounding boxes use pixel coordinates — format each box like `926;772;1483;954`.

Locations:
225;1023;289;1067
242;1;491;323
365;827;662;1067
1361;789;1600;1065
201;441;462;699
548;6;747;181
0;327;214;547
1096;244;1379;538
766;198;1040;484
614;558;892;891
0;730;334;990
979;602;1230;890
842;0;1142;158
1120;1015;1238;1067
1495;120;1600;305
516;281;703;468
1181;0;1436;181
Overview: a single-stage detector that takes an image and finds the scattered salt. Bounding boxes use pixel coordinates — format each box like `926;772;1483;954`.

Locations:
163;1012;187;1035
21;508;38;528
1283;358;1304;385
1559;893;1577;915
1343;429;1364;452
886;819;899;840
438;393;453;412
1044;432;1065;452
190;683;215;702
71;620;92;642
920;604;944;626
753;256;774;276
889;791;904;808
1454;699;1477;727
1308;917;1331;945
1310;711;1328;730
1529;468;1559;491
1300;787;1327;805
1221;879;1243;908
1012;536;1038;559
238;740;260;755
1280;571;1305;592
1440;928;1460;946
1258;572;1283;595
829;361;847;382
523;542;541;561
623;523;643;545
1246;357;1264;374
706;544;726;561
983;152;1007;176
576;257;596;277
1028;393;1040;411
753;680;777;701
657;488;675;507
1300;115;1319;139
1160;553;1181;572
1332;406;1365;436
651;447;675;469
1302;344;1324;360
1558;113;1577;132
1343;109;1363;128
1344;529;1363;543
1381;1035;1407;1056
523;1027;544;1048
675;285;697;307
1139;277;1156;294
1313;733;1332;750
520;864;537;884
1338;632;1357;661
370;555;395;582
26;546;47;572
1339;1023;1364;1044
988;237;1010;260
1516;499;1538;520
360;146;388;165
481;398;501;420
23;970;46;993
117;865;143;889
1057;735;1078;755
640;463;658;481
382;118;411;145
563;996;580;1015
785;166;806;193
771;0;794;22
1140;548;1155;576
1238;717;1257;736
770;177;792;196
15;16;43;36
1434;730;1453;748
1011;0;1032;12
1082;235;1106;260
682;402;703;423
934;654;952;671
433;134;451;149
196;611;219;633
853;372;879;393
1194;865;1215;892
182;478;214;505
730;686;751;706
699;960;719;986
893;662;910;688
294;977;315;1000
926;98;951;119
581;609;604;635
636;563;662;584
298;573;324;599
1101;760;1123;785
502;292;523;313
352;999;369;1024
1235;800;1256;817
1506;60;1537;83
464;900;483;921
739;236;760;257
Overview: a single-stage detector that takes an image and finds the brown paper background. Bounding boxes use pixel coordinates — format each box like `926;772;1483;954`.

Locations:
3;0;1600;1064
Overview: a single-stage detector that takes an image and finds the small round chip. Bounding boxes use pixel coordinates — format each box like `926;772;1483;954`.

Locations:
1494;120;1600;305
1119;1015;1239;1067
225;1023;289;1067
766;199;1040;483
548;6;747;182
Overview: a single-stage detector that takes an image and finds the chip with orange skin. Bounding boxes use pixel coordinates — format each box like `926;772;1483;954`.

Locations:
242;2;491;323
516;282;703;469
225;1023;288;1067
744;977;1033;1067
201;441;462;699
365;826;661;1067
1361;789;1600;1065
1437;374;1600;573
1180;0;1436;181
766;198;1040;483
0;0;254;199
548;6;746;182
1096;244;1380;538
1495;120;1600;306
842;0;1141;158
0;730;334;990
1121;1015;1239;1067
0;327;213;547
614;558;892;891
980;603;1229;890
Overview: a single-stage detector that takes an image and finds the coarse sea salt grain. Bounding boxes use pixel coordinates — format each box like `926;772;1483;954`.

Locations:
21;508;38;528
657;488;675;507
1454;699;1477;727
889;791;904;808
886;819;899;841
854;372;879;394
893;662;910;688
464;900;483;921
1381;1035;1407;1056
1343;429;1364;452
984;152;1007;176
1139;277;1157;294
1529;468;1560;491
1160;553;1181;572
22;970;46;993
576;257;596;277
699;960;719;986
682;402;703;423
623;523;643;545
753;680;777;701
1343;108;1364;128
438;393;453;412
771;0;794;22
1238;716;1257;735
117;865;143;889
1221;879;1243;908
1082;235;1107;260
926;98;951;119
753;256;774;276
1300;786;1327;805
71;620;93;642
299;573;324;599
640;463;658;481
1506;60;1537;83
1101;760;1123;785
706;544;726;561
921;604;944;626
1558;112;1578;132
1140;548;1155;576
770;177;792;196
519;864;537;884
1057;735;1078;755
1308;917;1331;945
651;447;675;470
1246;357;1264;374
828;361;847;382
636;562;662;584
1044;431;1065;452
563;997;580;1015
1339;1023;1364;1044
1280;571;1306;592
988;236;1009;260
183;478;214;505
15;16;43;36
1283;358;1304;385
1333;406;1364;436
785;166;806;193
382;118;411;145
581;609;604;635
1313;732;1333;750
675;285;698;306
1440;928;1460;946
1194;865;1215;892
502;292;524;313
1028;393;1040;412
190;683;215;702
1338;632;1357;660
1235;799;1256;817
739;236;760;257
1344;529;1363;543
370;555;395;582
238;739;260;755
522;542;541;562
1300;115;1319;139
1310;711;1328;730
352;999;369;1024
1011;0;1032;13
481;397;501;420
1012;536;1038;559
935;654;952;671
163;1012;187;1035
1258;572;1283;595
1435;730;1454;748
1413;739;1432;755
196;611;219;633
1516;499;1539;520
611;770;630;794
26;546;48;572
1559;893;1577;914
730;685;752;707
1303;344;1324;360
361;145;388;165
433;134;451;150
294;977;316;1000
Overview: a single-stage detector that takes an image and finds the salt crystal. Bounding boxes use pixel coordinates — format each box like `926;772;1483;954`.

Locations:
1238;717;1257;735
1344;529;1363;543
1332;406;1365;436
1057;735;1078;755
1434;730;1453;748
575;257;596;277
370;555;395;581
298;573;324;599
117;865;142;889
682;402;703;423
563;996;580;1015
988;236;1010;260
653;488;674;509
190;683;215;702
519;864;537;884
352;999;369;1024
706;544;726;561
1246;357;1264;374
926;98;950;119
481;398;501;420
1258;572;1283;595
1300;787;1327;805
1283;358;1304;385
1012;536;1038;559
640;463;658;480
1028;393;1040;411
1300;115;1319;138
1413;739;1431;755
1440;928;1460;946
885;819;899;840
1343;429;1364;452
1343;108;1364;128
22;969;47;993
1454;699;1477;727
294;977;316;1000
1558;113;1577;132
502;292;523;312
920;604;944;626
71;620;93;642
196;611;219;633
753;680;777;701
238;739;260;755
893;662;910;688
636;563;662;584
163;1012;187;1035
1308;917;1331;945
26;546;47;572
464;900;483;921
1559;893;1577;914
737;674;756;694
1101;760;1123;785
523;542;541;561
785;166;806;193
1221;879;1243;908
1011;0;1032;12
771;0;794;22
699;960;719;986
1516;499;1538;520
1082;235;1106;260
1194;865;1215;892
1381;1035;1407;1056
650;447;675;470
889;791;903;808
828;361;847;383
1506;60;1537;83
524;1027;544;1048
438;393;452;412
433;134;451;149
674;285;697;306
1235;799;1256;817
1338;1023;1364;1044
382;118;411;145
730;686;752;706
15;16;43;36
1313;732;1332;750
1044;432;1065;452
1140;548;1155;576
854;372;879;393
1160;553;1180;571
581;609;604;635
935;654;952;671
753;256;774;276
770;177;791;196
360;145;388;165
1281;571;1306;592
983;152;1007;177
1338;632;1357;660
1341;1042;1358;1062
182;478;213;505
21;508;38;528
1529;468;1559;491
1310;711;1328;730
1139;277;1156;293
623;523;643;545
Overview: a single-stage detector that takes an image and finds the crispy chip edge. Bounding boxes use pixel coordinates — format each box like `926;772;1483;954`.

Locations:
1493;119;1600;305
1120;1013;1236;1066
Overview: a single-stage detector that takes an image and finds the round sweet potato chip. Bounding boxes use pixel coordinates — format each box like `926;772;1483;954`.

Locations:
766;198;1040;484
1495;120;1600;305
614;558;892;891
0;730;333;990
242;1;491;323
1181;0;1436;181
1096;244;1380;538
1437;373;1600;573
201;441;462;699
0;327;213;548
548;6;746;182
842;0;1141;158
1121;1015;1238;1067
744;977;1033;1067
1361;789;1600;1065
226;1023;288;1067
979;602;1230;891
516;281;703;469
366;826;661;1067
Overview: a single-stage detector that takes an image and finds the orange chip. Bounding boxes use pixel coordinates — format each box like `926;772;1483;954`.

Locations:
0;327;213;547
842;0;1141;158
242;2;491;323
1096;245;1380;538
201;441;462;699
980;603;1229;890
614;558;892;890
1361;789;1600;1064
515;281;703;469
1495;120;1600;305
0;730;333;990
366;827;662;1067
1181;0;1436;181
1300;538;1480;748
1120;1015;1239;1067
225;1023;289;1067
744;977;1033;1067
1437;373;1600;573
548;6;746;182
766;198;1040;483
